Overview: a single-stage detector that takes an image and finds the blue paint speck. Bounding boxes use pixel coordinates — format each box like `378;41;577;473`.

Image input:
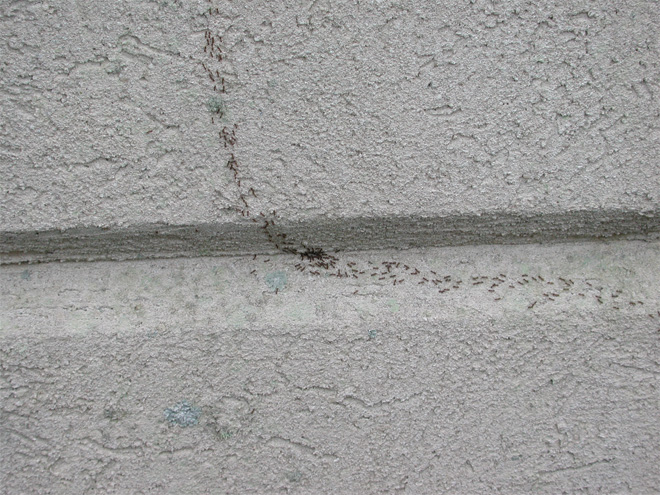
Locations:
164;400;201;427
265;271;287;291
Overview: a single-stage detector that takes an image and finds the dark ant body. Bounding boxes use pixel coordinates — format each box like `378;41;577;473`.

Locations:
299;247;328;261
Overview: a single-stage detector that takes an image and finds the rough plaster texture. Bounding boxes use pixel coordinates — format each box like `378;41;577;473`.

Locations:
1;240;659;493
2;0;660;262
2;1;660;493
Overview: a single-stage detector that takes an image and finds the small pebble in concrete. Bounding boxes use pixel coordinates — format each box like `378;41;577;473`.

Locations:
164;400;201;427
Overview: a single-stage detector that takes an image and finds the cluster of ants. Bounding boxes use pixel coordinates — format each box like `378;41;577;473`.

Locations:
201;6;657;321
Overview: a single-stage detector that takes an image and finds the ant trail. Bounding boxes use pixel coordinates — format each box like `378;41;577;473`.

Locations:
202;2;333;273
201;4;657;315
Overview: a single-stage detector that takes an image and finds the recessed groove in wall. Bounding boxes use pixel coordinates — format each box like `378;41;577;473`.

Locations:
1;209;658;265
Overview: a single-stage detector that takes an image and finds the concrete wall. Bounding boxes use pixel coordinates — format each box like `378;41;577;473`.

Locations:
2;0;659;262
2;241;659;493
1;0;659;493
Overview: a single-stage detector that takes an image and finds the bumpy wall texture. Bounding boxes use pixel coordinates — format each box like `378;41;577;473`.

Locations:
1;0;659;493
1;0;659;261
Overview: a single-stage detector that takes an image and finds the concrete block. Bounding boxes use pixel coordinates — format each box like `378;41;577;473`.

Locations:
2;239;659;493
2;1;659;262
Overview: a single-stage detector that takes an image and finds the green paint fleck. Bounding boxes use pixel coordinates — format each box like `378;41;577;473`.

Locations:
207;96;225;116
266;271;287;291
285;471;302;483
387;298;399;313
217;427;234;440
368;329;378;340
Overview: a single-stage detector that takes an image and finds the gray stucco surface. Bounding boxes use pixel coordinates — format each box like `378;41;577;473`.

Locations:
2;0;659;262
1;240;659;493
2;1;660;493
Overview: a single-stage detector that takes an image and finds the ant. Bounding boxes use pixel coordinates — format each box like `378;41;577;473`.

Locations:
299;247;328;261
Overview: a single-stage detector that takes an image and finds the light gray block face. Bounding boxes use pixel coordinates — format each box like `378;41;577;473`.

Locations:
1;1;236;232
2;1;659;261
1;240;659;493
230;0;660;218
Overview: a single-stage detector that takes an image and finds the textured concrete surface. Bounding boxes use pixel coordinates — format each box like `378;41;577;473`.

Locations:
2;1;660;493
1;239;659;493
2;0;660;262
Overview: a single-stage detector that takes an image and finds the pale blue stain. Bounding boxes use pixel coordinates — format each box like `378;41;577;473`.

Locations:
164;400;201;427
266;271;287;291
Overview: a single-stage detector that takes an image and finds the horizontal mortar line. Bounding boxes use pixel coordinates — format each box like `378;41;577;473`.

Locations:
1;208;659;265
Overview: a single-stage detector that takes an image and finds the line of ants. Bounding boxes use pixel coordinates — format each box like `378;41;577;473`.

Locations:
202;5;656;317
204;4;335;265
